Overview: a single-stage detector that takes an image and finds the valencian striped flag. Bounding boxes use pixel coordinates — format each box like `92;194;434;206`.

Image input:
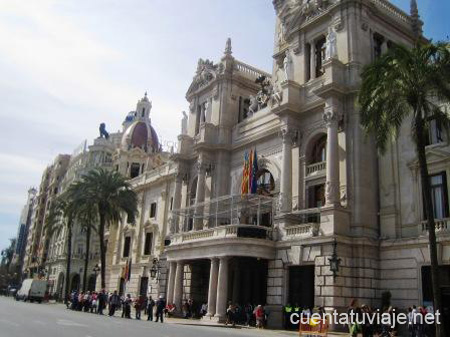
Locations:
241;149;259;195
122;258;132;282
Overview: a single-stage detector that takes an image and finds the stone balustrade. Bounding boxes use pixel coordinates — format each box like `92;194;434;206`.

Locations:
371;0;411;25
170;224;272;245
420;218;450;235
234;60;271;80
306;161;326;176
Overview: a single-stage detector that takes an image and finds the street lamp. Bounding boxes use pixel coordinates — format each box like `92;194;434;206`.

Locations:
150;258;160;280
93;264;100;278
328;238;341;280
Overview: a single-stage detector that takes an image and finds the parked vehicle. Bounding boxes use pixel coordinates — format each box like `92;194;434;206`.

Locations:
16;279;48;303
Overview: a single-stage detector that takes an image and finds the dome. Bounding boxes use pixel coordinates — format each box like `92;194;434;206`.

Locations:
121;120;160;153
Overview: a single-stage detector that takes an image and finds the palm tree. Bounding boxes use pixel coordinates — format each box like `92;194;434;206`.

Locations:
358;41;450;337
51;193;78;304
75;202;98;292
1;238;17;271
75;168;138;290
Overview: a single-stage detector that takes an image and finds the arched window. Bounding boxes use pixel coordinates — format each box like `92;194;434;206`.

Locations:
256;169;275;196
310;135;327;164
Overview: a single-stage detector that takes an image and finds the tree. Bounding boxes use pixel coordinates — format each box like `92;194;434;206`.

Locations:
358;41;450;337
1;238;17;271
74;201;98;292
50;193;78;304
74;168;138;290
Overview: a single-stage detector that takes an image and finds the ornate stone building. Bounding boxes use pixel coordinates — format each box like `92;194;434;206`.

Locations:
19;0;450;331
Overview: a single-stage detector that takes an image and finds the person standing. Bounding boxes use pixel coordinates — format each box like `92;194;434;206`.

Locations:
254;305;265;329
98;289;106;315
122;294;132;318
109;291;120;316
155;295;166;323
135;295;144;320
147;296;155;321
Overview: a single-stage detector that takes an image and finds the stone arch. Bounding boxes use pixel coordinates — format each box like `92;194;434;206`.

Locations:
258;156;281;193
70;273;81;292
303;129;327;164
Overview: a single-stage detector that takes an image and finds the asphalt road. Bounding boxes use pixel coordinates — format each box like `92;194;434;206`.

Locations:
0;297;293;337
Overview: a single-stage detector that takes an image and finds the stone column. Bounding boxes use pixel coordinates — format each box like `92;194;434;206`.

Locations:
166;261;176;305
173;261;184;310
195;161;206;230
214;257;229;320
279;127;295;213
173;174;183;233
232;262;240;304
206;258;219;317
324;101;341;206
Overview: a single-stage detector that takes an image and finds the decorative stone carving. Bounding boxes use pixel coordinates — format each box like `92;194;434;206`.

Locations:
323;106;342;126
224;37;232;56
325;26;337;60
181;111;188;135
186;59;218;97
283;49;293;81
273;0;334;42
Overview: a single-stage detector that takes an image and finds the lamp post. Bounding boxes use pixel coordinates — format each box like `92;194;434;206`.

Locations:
150;258;160;281
328;238;341;280
92;264;100;291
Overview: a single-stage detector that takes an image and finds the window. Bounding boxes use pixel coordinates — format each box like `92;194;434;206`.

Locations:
238;96;251;123
426;118;444;145
426;172;449;220
195;105;201;135
373;33;384;59
150;202;157;218
305;43;311;81
170;197;174;211
130;163;140;178
143;232;153;255
142;107;145;117
307;184;325;208
310;135;327;164
256;169;275;196
123;236;131;258
315;37;326;78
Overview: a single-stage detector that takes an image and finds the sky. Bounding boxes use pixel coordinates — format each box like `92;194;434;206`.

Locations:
0;0;448;251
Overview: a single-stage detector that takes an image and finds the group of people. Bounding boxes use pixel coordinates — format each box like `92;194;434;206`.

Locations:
407;305;436;337
68;290;166;322
223;303;267;328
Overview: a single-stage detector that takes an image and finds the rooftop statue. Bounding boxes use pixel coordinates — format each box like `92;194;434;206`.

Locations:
99;123;109;139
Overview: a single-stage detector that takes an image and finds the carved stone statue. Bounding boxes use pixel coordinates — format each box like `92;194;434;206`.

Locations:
248;95;258;116
181;111;188;135
283;49;293;81
325;26;337;60
99;123;109;139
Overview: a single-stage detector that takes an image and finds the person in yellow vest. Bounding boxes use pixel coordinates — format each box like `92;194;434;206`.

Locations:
284;303;293;329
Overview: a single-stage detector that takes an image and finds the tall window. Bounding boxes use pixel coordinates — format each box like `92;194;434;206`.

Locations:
426;118;443;145
427;172;449;220
238;96;251;123
143;232;153;255
373;33;384;59
305;43;311;81
123;236;131;258
256;169;275;196
308;184;325;208
310;135;327;164
150;202;157;218
315;37;326;78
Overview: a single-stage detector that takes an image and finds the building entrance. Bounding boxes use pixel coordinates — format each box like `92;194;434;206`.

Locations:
288;265;315;309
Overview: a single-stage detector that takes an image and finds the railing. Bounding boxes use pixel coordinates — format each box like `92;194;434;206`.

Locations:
420;218;450;234
171;224;272;245
234;60;271;80
285;223;318;237
306;161;326;176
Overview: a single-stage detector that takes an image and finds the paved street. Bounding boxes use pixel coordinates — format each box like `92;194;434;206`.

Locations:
0;297;301;337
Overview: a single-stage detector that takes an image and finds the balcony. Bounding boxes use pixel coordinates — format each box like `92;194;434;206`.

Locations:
283;207;321;240
171;224;272;245
419;218;450;235
306;161;326;178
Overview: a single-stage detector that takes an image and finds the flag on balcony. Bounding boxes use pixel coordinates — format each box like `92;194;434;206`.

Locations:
241;151;250;195
250;149;259;194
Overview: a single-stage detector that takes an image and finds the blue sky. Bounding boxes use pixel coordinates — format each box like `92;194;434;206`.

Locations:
0;0;448;251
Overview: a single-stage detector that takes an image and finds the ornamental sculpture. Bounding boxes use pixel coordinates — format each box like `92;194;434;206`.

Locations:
249;75;283;115
99;123;109;139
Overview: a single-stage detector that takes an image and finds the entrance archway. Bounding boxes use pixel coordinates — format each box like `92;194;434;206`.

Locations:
87;274;97;292
70;274;81;292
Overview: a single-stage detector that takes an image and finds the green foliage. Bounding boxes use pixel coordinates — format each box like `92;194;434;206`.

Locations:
358;42;450;153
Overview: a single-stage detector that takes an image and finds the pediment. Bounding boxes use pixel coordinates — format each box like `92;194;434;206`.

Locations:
186;58;222;98
408;145;450;168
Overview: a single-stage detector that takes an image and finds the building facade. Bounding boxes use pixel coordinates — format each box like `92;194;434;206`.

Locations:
19;0;450;331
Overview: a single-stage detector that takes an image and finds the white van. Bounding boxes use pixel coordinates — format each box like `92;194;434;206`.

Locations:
16;279;48;303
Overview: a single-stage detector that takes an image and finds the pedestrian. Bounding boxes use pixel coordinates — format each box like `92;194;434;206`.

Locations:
91;292;98;313
109;290;120;316
122;294;132;318
155;295;166;323
254;305;265;329
244;303;253;326
147;296;155;321
200;302;207;316
134;295;144;320
98;289;106;315
226;304;236;326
